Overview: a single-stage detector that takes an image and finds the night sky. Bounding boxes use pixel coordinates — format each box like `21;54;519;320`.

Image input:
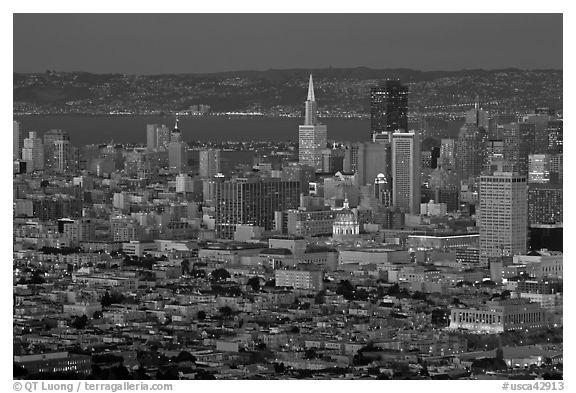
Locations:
13;13;562;74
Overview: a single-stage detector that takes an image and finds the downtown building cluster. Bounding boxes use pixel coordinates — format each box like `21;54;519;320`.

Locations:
13;76;562;380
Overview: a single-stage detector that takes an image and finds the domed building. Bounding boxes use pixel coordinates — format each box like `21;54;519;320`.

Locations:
332;197;360;240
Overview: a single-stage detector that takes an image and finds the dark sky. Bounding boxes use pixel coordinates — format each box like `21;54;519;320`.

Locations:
13;13;562;74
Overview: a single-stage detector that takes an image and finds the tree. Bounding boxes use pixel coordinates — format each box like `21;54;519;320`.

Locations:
273;362;286;373
304;347;318;360
431;308;450;327
71;315;88;330
13;362;27;378
247;276;261;291
264;279;276;287
190;268;206;278
30;270;45;285
93;310;103;319
219;306;233;317
197;310;206;321
174;351;196;363
336;280;356;300
181;259;190;275
211;268;231;282
101;291;124;307
387;283;400;295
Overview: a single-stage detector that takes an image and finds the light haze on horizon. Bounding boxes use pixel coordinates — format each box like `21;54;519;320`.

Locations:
13;13;562;74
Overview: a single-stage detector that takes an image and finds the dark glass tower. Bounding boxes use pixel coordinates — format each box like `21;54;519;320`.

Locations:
370;80;408;139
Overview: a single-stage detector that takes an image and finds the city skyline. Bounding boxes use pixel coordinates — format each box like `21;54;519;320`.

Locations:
14;14;562;74
12;12;564;383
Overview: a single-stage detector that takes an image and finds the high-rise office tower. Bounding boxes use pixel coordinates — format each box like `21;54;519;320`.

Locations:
156;125;171;151
343;143;359;173
320;148;345;174
391;132;420;214
146;124;158;150
455;124;488;181
484;139;505;173
167;119;188;173
528;183;562;226
53;140;71;173
549;154;562;184
546;119;563;154
465;97;489;129
528;154;551;184
215;178;300;239
171;118;182;142
21;131;44;172
479;171;527;266
176;173;195;193
43;129;70;171
502;122;536;176
13;121;21;160
439;138;456;168
523;111;554;154
199;149;221;178
370;80;408;139
355;142;391;186
298;75;327;171
168;142;187;173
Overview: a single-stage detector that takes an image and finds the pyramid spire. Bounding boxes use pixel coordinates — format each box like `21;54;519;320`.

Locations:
307;74;315;102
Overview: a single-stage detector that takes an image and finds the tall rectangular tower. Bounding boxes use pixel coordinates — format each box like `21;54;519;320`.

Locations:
13;121;21;160
502;122;536;176
43;129;70;172
479;172;527;266
391;132;420;214
199;149;221;178
370;80;408;139
299;75;327;172
146;124;158;150
215;178;300;239
22;131;44;172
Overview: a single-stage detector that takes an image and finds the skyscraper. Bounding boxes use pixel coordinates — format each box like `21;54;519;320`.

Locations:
439;138;456;168
156;125;171;151
146;124;158;150
391;132;420;214
465;97;489;129
199;149;221;178
502;122;536;176
215;178;300;239
546;119;563;154
299;75;327;172
355;142;391;186
13;121;21;160
528;183;562;225
167;118;188;173
21;131;44;172
43;129;70;172
171;118;182;142
53;140;71;173
168;141;188;173
479;172;527;266
528;154;551;184
455;124;488;181
370;80;408;139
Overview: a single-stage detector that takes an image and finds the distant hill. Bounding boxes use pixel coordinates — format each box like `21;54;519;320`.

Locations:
13;67;562;115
